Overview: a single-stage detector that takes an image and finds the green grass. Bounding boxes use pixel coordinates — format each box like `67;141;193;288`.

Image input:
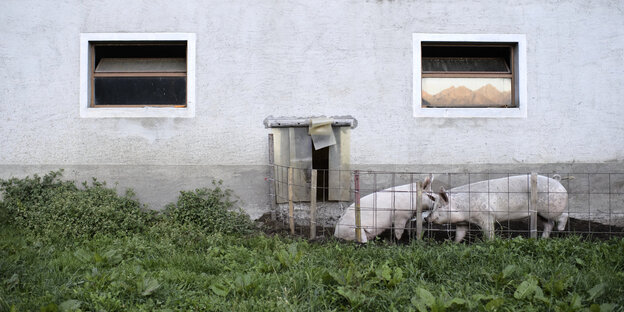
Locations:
1;171;623;311
1;226;623;311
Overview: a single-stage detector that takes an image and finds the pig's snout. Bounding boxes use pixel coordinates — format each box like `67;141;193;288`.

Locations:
423;210;433;223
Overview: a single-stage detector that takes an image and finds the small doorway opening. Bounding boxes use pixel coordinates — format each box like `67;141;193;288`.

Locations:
312;146;329;201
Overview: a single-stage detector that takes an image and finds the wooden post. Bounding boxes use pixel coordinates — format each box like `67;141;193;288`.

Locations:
288;167;295;235
530;172;538;239
310;169;318;240
268;134;277;221
416;181;423;240
408;175;414;239
354;170;362;243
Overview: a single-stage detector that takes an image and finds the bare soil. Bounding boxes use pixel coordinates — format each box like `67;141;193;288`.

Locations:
256;212;624;243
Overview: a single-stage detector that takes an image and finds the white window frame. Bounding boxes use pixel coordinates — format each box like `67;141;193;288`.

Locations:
80;33;196;118
413;33;527;118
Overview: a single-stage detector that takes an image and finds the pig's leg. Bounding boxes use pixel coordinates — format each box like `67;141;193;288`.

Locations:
359;228;368;243
542;220;554;238
455;225;467;243
556;213;568;231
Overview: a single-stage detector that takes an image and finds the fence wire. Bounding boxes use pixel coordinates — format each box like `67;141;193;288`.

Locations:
268;165;624;242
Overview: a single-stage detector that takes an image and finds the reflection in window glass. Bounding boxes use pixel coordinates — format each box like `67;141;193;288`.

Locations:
422;78;512;107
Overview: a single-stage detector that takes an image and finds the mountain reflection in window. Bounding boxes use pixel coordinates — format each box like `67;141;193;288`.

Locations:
422;78;512;108
420;44;516;108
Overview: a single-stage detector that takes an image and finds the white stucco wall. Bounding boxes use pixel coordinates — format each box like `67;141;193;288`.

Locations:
1;1;623;176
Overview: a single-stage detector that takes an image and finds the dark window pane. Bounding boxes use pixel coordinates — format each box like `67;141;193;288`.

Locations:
422;45;511;59
94;42;186;66
94;77;186;105
422;57;509;72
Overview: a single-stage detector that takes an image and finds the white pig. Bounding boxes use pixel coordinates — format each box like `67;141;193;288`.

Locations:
334;175;435;243
426;175;568;242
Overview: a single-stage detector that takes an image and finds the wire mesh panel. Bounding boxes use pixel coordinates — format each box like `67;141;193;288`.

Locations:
266;167;624;242
421;173;624;242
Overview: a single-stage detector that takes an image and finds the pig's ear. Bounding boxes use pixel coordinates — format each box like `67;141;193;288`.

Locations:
439;186;449;203
422;174;434;191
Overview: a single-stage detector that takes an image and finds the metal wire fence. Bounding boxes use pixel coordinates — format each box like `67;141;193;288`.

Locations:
268;165;624;242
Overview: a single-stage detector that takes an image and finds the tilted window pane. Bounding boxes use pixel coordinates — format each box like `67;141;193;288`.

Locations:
422;57;509;72
95;58;186;73
94;77;186;105
422;78;512;107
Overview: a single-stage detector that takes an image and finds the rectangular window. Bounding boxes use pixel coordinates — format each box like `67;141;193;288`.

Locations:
413;34;526;118
80;33;195;118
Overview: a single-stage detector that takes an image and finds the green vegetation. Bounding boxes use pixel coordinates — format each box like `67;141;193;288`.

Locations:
0;170;154;240
1;171;623;311
164;181;255;236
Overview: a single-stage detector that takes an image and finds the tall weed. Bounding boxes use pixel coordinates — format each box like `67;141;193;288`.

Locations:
0;170;154;239
0;170;76;224
164;181;255;235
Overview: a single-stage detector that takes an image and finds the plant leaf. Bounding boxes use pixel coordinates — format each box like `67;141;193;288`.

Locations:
209;282;230;297
415;287;436;307
533;285;550;304
93;252;103;264
448;298;466;307
103;249;122;265
514;279;538;300
410;298;428;312
39;303;58;312
570;293;583;309
485;298;504;311
73;249;91;263
380;264;392;281
140;277;161;296
502;264;517;279
58;300;81;312
389;267;404;287
594;303;616;312
336;286;365;307
587;283;606;302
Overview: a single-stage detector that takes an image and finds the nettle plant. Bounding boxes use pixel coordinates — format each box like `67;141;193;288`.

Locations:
164;180;255;235
0;170;155;239
0;171;256;240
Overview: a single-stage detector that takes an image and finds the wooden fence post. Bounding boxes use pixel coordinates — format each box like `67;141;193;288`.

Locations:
288;167;295;235
268;134;276;221
354;170;362;243
416;181;423;240
530;172;538;239
310;169;318;240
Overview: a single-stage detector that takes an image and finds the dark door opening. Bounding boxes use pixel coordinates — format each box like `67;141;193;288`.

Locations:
312;146;329;201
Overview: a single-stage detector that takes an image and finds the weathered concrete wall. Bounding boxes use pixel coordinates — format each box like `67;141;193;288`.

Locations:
1;1;623;217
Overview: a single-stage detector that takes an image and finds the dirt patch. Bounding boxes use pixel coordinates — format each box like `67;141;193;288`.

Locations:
257;213;624;243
